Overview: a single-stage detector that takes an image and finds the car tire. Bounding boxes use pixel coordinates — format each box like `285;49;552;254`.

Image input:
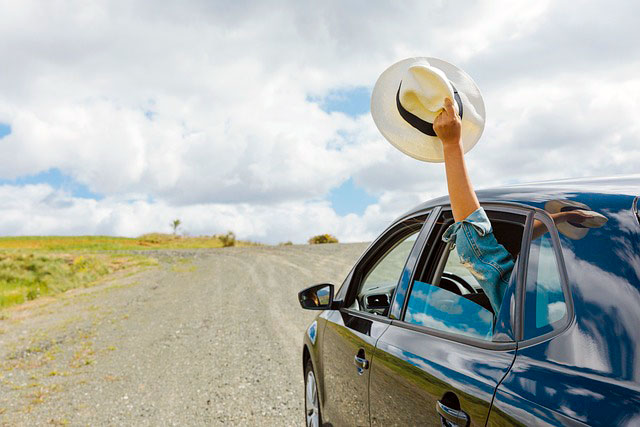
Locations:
304;358;322;427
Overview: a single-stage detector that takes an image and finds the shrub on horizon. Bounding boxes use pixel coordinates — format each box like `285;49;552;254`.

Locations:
308;234;339;245
217;231;236;247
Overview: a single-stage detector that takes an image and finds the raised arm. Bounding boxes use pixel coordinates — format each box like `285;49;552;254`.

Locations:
434;98;514;314
433;98;479;222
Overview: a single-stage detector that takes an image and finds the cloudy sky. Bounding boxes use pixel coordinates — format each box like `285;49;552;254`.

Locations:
0;0;638;243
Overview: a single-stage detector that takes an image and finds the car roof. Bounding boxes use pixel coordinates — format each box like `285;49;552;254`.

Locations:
403;174;640;217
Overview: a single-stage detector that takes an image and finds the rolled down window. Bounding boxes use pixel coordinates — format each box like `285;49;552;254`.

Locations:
404;280;494;341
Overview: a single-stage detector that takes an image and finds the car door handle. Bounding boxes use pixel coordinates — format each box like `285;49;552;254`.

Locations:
354;355;369;369
353;353;369;375
436;400;469;427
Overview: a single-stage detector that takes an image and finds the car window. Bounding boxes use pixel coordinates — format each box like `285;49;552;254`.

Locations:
404;240;497;341
403;208;526;342
523;218;567;339
348;219;424;315
405;280;494;340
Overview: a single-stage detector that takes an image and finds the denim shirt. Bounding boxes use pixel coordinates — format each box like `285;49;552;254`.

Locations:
442;207;515;314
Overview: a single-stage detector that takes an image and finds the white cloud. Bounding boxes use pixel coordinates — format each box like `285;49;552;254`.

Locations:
0;0;639;242
0;183;390;243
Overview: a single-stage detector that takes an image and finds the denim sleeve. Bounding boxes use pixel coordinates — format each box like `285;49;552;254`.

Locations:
442;207;515;314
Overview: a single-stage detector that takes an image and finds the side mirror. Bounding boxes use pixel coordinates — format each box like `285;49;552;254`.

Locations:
298;283;334;310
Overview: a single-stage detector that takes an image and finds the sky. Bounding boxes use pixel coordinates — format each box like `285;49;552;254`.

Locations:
0;0;639;243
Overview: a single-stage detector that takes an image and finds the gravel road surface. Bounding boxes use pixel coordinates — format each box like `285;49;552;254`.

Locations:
0;243;368;426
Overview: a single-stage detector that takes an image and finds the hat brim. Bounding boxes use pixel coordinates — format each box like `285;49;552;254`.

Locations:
371;57;486;163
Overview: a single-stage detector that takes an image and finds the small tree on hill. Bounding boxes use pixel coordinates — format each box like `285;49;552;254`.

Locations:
171;219;182;235
308;234;339;244
218;231;236;247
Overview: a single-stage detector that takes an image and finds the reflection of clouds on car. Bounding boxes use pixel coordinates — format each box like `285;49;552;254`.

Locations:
406;282;494;340
405;311;484;340
477;309;493;324
535;241;562;292
430;290;463;315
547;301;567;325
409;289;429;303
603;208;638;234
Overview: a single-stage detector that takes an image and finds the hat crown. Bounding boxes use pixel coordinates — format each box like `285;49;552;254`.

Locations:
399;61;456;123
370;56;486;162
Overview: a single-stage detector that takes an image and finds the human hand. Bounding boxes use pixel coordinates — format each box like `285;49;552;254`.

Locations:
434;97;461;147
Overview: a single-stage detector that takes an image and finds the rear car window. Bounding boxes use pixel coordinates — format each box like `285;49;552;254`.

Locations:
523;217;568;339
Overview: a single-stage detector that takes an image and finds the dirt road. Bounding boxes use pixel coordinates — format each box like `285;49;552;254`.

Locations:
0;243;368;426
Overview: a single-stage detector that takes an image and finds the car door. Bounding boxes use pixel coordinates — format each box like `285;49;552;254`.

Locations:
320;211;434;427
487;211;578;425
488;209;640;425
368;206;530;426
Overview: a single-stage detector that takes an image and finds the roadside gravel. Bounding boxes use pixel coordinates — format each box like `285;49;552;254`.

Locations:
0;243;368;426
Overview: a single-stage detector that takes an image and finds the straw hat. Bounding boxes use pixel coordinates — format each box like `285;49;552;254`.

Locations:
544;200;608;240
371;57;486;162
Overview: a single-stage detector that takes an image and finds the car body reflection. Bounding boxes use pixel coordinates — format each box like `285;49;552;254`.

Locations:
490;191;640;425
405;281;494;340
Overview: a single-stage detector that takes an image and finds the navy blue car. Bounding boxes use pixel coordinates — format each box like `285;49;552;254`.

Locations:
298;176;640;426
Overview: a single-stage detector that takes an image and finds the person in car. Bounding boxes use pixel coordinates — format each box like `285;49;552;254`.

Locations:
433;98;590;314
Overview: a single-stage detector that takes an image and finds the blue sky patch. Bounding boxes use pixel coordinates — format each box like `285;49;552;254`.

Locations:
328;177;377;216
0;123;11;139
0;168;103;200
310;86;371;117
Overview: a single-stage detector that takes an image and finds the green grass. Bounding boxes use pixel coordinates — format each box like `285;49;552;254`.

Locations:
0;234;262;309
0;252;157;309
0;234;261;251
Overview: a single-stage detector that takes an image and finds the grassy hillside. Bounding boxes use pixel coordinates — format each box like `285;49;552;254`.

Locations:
0;252;157;308
0;234;260;251
0;233;261;309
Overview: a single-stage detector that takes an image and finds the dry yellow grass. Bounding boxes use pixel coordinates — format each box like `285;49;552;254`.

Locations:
0;234;260;251
0;233;261;309
0;253;157;308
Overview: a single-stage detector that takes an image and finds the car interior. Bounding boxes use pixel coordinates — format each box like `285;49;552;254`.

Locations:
348;216;426;315
412;209;526;317
349;208;527;324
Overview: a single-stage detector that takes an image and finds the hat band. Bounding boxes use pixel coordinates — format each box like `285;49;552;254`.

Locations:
396;82;463;137
560;206;588;228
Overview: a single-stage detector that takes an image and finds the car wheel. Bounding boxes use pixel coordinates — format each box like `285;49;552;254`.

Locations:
304;358;321;427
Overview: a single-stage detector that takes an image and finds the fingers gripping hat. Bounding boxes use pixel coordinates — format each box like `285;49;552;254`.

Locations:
371;57;486;162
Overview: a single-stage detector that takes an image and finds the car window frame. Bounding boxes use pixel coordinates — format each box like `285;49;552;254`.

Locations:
390;203;535;351
516;210;575;347
338;209;435;324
